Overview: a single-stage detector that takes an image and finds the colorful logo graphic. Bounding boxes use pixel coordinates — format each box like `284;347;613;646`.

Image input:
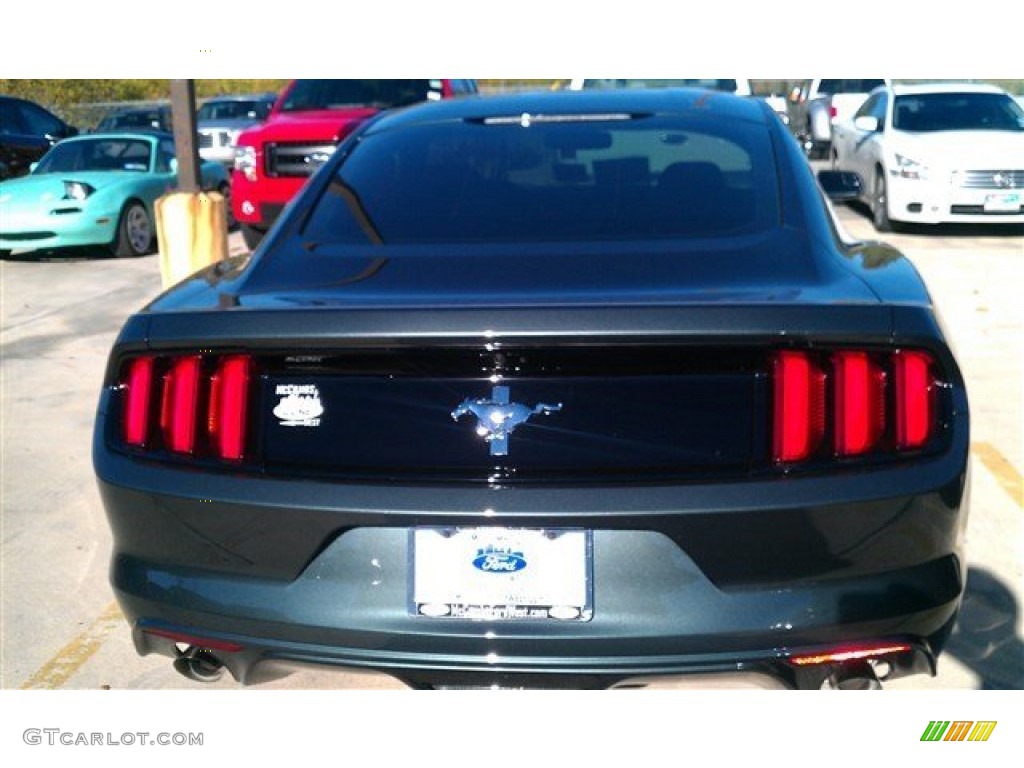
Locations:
472;545;528;573
920;721;997;742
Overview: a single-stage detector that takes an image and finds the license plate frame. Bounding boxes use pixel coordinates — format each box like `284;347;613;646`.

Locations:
410;527;593;622
983;191;1022;212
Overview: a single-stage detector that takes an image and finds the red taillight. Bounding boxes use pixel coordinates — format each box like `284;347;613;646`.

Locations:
122;353;254;461
122;356;155;446
208;355;251;460
772;351;825;462
829;105;838;120
772;347;940;464
160;356;202;454
833;351;886;456
894;350;935;450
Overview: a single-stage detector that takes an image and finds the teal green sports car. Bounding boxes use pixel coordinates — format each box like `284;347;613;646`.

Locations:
0;132;230;258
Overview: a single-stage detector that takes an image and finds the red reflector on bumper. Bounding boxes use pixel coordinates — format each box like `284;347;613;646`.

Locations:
790;642;913;666
144;628;243;653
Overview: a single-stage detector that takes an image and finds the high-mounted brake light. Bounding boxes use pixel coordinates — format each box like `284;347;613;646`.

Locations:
833;351;886;456
160;356;202;454
772;351;825;462
123;356;155;446
208;355;252;460
894;350;935;450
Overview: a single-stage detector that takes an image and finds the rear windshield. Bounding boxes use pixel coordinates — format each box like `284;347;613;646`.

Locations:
893;92;1024;132
301;113;778;244
280;80;437;112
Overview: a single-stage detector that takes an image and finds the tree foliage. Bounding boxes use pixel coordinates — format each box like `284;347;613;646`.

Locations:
0;79;290;111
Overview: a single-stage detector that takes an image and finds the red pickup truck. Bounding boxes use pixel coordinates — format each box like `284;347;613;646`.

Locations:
232;79;478;248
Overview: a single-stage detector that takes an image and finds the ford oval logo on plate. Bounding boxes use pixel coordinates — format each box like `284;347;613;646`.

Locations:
473;546;527;573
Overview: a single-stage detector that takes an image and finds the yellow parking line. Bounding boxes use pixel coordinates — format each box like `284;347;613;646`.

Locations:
20;601;123;689
973;442;1023;508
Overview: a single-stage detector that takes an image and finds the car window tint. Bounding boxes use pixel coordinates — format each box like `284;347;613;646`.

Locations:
18;101;63;135
63;139;154;172
248;101;273;119
198;100;272;120
893;93;1024;132
99;109;169;131
0;100;27;133
818;79;887;94
582;79;741;92
302;114;778;244
854;94;879;120
155;139;176;172
281;80;433;111
33;141;85;172
120;140;153;170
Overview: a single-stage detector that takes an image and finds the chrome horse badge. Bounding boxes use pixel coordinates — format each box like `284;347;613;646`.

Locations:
451;386;562;456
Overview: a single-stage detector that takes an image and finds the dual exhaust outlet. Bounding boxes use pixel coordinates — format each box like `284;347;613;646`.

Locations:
821;659;884;690
167;644;885;689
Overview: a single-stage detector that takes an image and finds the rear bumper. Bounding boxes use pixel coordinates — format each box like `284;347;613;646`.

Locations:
130;609;942;689
96;420;970;688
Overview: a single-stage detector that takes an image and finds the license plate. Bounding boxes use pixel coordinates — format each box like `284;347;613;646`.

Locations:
984;192;1021;212
411;527;592;621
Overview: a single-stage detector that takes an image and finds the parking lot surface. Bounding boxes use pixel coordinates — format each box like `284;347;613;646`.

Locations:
2;203;1021;690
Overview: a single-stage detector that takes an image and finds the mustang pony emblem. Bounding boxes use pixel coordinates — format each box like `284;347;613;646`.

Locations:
451;385;562;456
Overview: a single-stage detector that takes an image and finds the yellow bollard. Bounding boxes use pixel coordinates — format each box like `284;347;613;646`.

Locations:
154;190;229;289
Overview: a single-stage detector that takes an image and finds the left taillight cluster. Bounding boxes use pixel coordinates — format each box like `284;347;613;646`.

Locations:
119;354;254;461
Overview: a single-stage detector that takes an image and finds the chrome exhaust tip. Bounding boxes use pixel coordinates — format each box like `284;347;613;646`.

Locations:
821;660;883;690
172;645;225;683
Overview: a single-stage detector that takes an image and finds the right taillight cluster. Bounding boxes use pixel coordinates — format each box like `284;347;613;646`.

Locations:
771;349;938;464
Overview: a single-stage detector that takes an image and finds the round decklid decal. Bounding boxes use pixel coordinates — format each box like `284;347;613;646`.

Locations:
273;384;323;427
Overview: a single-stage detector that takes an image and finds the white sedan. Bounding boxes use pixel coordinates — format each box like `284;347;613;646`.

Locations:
831;83;1024;231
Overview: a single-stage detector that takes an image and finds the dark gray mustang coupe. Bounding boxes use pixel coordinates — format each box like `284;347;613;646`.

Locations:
93;88;970;689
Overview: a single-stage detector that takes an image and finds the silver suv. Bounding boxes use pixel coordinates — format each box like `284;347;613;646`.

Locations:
197;93;277;168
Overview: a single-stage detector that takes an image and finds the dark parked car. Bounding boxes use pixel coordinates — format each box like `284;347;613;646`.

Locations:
0;95;78;180
93;89;970;690
95;104;173;134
